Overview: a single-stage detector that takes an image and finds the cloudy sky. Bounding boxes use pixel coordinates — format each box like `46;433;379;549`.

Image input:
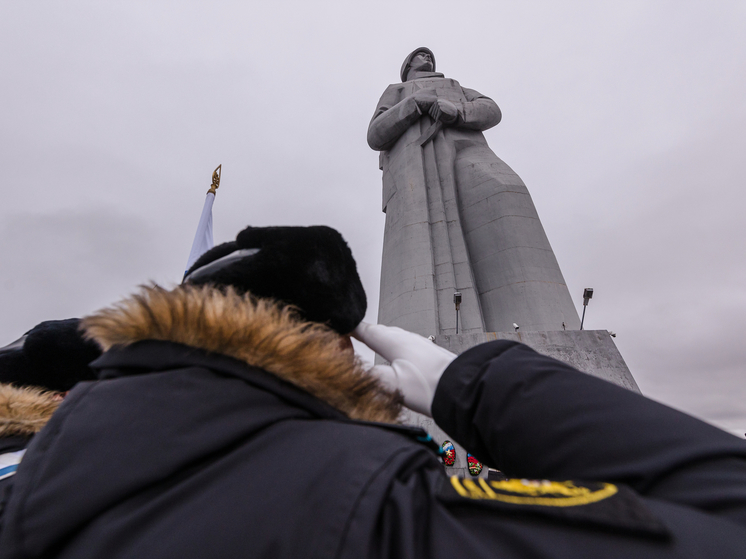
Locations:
2;1;745;436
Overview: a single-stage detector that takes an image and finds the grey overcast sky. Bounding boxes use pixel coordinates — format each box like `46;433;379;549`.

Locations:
1;1;745;435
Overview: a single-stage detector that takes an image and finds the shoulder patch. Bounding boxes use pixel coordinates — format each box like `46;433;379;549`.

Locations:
439;476;670;539
0;449;26;480
451;477;616;506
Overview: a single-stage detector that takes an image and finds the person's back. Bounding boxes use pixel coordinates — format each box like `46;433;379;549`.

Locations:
0;224;402;557
0;318;433;556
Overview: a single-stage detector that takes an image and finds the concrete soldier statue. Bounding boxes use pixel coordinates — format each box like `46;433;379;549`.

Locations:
368;47;580;337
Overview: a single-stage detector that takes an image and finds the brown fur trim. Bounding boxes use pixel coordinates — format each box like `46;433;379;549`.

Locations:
0;384;61;437
82;284;402;423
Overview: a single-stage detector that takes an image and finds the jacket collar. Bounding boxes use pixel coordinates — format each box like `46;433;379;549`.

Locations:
92;339;441;451
92;340;348;422
82;284;402;424
0;384;60;438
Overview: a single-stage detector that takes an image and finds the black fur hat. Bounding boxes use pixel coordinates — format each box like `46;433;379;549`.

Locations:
184;225;367;334
0;319;101;391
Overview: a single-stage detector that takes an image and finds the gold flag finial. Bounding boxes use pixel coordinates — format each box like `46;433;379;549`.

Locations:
207;164;222;195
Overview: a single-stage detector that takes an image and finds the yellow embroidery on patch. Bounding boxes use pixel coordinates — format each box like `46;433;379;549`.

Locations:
450;476;618;507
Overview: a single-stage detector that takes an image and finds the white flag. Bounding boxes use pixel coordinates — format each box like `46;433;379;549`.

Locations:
184;165;221;278
185;191;215;276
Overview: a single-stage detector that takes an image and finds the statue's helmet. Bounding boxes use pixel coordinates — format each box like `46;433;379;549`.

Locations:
400;47;436;82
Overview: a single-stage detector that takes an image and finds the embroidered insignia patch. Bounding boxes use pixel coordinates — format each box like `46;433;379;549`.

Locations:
439;476;670;538
441;440;456;466
451;477;616;506
0;449;26;481
467;453;482;476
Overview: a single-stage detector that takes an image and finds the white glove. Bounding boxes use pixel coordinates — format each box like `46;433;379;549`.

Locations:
353;322;457;417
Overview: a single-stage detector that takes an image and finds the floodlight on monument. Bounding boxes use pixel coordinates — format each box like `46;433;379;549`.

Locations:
580;288;594;330
583;288;594;305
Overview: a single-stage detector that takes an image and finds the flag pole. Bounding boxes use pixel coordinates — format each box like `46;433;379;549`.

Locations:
184;165;222;279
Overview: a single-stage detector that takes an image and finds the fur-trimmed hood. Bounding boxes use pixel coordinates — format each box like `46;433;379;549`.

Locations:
81;284;401;424
0;384;61;437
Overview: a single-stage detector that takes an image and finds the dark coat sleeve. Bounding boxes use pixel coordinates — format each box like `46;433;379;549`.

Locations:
430;340;746;527
365;452;746;559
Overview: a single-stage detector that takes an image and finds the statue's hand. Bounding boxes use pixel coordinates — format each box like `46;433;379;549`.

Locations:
412;88;438;112
429;99;459;124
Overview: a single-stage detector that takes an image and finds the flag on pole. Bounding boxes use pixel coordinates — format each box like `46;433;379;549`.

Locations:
184;164;221;278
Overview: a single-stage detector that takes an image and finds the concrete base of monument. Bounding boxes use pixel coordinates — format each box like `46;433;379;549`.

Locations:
400;329;639;478
436;329;639;393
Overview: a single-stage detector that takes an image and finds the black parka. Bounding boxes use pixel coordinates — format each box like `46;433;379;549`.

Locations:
2;338;746;558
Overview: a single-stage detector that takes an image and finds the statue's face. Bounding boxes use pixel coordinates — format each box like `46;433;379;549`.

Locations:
410;51;433;72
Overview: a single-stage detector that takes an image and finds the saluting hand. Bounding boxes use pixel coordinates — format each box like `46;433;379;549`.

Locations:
353;322;456;417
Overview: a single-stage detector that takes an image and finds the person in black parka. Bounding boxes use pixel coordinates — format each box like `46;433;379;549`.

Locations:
1;224;746;558
0;319;101;491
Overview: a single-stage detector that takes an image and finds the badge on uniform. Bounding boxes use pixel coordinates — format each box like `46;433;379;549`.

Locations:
0;449;26;481
438;475;670;538
466;453;482;476
441;440;456;466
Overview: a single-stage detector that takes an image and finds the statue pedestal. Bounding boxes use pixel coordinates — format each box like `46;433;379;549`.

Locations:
435;330;639;393
401;329;639;478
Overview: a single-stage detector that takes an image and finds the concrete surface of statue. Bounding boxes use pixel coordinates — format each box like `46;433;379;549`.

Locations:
368;47;581;336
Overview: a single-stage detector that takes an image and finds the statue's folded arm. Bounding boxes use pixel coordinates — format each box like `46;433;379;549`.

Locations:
368;85;502;151
455;87;502;132
367;90;423;151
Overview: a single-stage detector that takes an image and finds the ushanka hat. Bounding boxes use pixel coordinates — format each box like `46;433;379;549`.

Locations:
183;225;367;334
0;319;102;391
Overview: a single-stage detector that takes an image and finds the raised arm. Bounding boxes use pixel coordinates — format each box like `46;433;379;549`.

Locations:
431;340;746;527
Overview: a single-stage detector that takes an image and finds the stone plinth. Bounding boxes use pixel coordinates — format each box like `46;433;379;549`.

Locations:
435;329;639;393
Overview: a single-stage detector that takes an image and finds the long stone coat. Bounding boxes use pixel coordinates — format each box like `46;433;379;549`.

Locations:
368;72;580;336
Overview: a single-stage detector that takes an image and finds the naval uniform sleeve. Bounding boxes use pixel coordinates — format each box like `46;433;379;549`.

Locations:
431;340;746;527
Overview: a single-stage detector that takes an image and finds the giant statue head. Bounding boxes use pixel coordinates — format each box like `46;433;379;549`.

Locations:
400;47;436;82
